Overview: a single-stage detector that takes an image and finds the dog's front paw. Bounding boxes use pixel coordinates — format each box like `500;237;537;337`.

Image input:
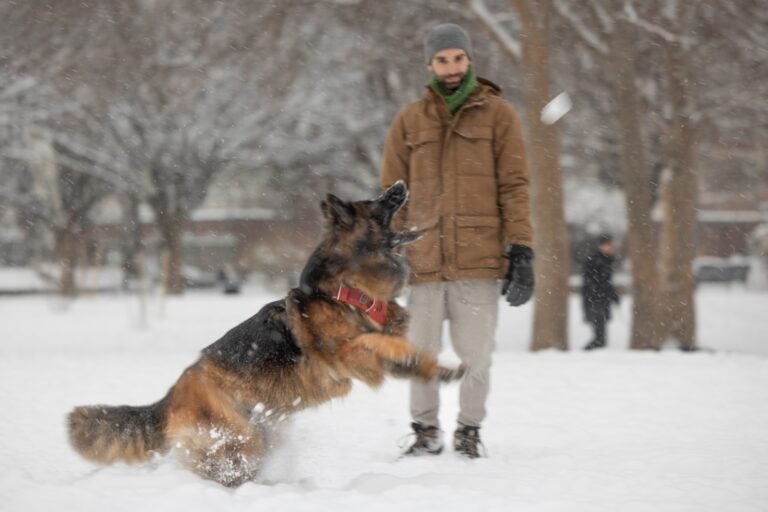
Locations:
436;363;466;382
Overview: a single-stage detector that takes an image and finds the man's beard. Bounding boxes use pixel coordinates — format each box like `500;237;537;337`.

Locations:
438;72;466;92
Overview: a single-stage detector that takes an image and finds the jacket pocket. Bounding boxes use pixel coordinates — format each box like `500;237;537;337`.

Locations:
406;128;442;181
455;215;502;270
453;125;494;176
405;217;442;274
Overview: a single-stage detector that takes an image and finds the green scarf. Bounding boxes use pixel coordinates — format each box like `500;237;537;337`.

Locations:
430;66;479;115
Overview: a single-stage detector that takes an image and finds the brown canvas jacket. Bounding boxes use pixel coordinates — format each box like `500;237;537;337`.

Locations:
380;77;533;284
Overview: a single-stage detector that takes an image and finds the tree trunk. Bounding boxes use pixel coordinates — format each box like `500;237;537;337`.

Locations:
471;0;570;350
55;227;79;297
517;2;570;351
657;40;698;350
121;194;144;289
159;218;185;295
608;21;663;350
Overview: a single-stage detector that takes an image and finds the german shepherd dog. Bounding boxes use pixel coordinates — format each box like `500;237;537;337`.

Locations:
68;182;464;487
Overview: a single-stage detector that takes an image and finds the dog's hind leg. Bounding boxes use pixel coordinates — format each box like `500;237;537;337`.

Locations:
164;366;267;487
168;417;267;487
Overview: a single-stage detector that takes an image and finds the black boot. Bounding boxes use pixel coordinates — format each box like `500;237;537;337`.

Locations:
584;339;606;350
453;424;484;459
402;422;443;456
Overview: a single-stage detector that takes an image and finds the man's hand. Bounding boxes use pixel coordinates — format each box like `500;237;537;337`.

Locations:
501;245;534;307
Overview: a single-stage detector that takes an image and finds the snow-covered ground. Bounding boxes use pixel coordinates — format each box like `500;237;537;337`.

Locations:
1;285;766;512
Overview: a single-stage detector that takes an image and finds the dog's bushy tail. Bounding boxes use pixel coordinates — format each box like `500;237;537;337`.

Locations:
68;397;169;464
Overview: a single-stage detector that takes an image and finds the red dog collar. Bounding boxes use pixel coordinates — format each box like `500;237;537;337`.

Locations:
334;286;388;326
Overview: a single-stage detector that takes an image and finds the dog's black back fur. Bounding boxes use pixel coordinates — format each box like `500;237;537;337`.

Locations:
202;300;302;376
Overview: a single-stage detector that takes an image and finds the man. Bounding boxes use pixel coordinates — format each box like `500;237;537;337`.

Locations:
582;234;620;350
380;23;534;458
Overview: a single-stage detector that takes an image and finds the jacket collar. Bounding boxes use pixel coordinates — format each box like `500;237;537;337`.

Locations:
424;76;501;119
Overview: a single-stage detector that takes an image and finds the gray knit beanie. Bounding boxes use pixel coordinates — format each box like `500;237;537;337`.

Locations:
423;23;472;64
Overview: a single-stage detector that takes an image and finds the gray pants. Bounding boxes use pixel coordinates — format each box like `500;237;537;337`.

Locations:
407;279;499;429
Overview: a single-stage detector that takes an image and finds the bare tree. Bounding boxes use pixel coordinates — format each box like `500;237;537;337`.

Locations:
36;1;302;294
0;1;116;295
553;1;768;350
470;0;571;350
553;0;663;349
2;130;114;296
628;2;701;351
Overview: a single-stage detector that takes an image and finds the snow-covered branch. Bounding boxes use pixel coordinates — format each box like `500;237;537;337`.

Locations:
622;2;693;50
553;0;609;56
588;0;615;34
468;0;522;62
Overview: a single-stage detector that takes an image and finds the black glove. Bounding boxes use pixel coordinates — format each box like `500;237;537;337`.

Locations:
501;245;534;307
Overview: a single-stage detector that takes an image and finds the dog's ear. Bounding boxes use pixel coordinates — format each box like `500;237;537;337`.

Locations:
377;181;409;214
321;193;355;228
375;181;409;226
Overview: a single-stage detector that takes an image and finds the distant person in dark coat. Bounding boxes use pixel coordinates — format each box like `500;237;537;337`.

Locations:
582;234;620;350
